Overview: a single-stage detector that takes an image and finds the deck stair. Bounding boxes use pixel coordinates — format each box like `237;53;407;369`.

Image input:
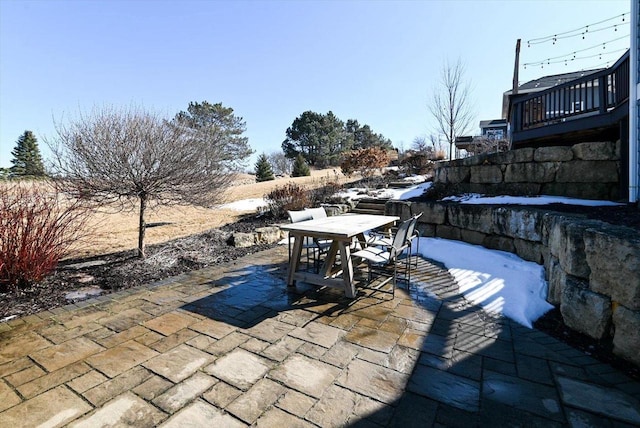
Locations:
352;198;387;215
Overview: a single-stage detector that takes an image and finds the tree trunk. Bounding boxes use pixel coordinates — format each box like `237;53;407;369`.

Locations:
138;192;147;258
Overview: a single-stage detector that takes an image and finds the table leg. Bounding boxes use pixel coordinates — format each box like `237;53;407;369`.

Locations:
338;241;356;298
321;241;339;276
287;235;303;286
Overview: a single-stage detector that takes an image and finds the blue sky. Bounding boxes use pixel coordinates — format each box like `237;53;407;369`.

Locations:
0;0;630;169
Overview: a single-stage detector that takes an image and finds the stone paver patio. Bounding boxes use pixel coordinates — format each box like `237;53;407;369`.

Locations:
1;246;639;427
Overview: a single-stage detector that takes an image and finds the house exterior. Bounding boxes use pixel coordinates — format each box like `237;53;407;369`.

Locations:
630;0;639;203
479;119;508;140
507;33;638;203
454;119;509;155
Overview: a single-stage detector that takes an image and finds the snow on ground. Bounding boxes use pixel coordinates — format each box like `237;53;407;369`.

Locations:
442;193;623;206
218;198;268;211
217;183;622;328
414;237;553;328
337;181;432;201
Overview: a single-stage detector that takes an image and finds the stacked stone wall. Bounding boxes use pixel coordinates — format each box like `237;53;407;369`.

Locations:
434;141;621;200
386;200;640;366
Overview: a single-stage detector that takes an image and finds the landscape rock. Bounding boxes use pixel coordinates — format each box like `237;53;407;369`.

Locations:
492;208;543;242
584;226;640;310
561;283;611;340
436;225;461;241
447;205;493;234
482;235;515;253
504;162;557;183
534;146;573;162
546;256;564;305
495;147;535;164
470;165;502;184
555;161;618;183
513;238;542;264
229;232;255;248
411;201;446;224
545;216;605;279
446;166;471;184
572;141;617;161
255;227;281;244
612;305;640;366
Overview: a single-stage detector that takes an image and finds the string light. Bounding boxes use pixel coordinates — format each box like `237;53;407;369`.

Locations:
523;35;629;68
527;13;628;46
523;48;627;69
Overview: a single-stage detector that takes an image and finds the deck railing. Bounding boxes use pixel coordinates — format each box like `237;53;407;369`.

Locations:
511;50;629;145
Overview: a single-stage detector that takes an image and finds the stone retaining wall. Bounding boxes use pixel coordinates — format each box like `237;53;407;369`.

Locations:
386;199;640;366
434;141;622;200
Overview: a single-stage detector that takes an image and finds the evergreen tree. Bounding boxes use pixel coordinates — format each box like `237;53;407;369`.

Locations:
255;153;275;182
291;153;310;177
10;131;46;179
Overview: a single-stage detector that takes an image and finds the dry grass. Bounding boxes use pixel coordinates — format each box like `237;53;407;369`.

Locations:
70;168;354;259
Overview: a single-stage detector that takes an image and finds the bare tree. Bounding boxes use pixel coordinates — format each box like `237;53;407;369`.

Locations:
48;105;250;258
268;151;292;176
411;136;430;154
429;59;475;160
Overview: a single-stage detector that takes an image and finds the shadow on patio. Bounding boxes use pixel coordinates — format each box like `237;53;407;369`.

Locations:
178;253;640;426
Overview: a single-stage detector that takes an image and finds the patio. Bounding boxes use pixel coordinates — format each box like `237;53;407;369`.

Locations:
0;245;638;427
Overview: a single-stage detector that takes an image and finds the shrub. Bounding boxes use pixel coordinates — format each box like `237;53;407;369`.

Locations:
340;147;390;179
291;154;310;177
265;182;310;219
310;180;343;205
0;181;89;291
255;153;275;182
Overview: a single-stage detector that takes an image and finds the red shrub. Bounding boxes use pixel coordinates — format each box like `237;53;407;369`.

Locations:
265;182;311;219
0;182;89;291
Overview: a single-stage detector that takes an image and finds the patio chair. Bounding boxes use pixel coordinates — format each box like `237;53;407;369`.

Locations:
352;216;414;298
287;210;331;273
304;207;327;219
367;213;422;267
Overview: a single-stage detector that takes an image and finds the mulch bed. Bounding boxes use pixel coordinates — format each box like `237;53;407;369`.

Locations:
1;207;638;380
0;215;279;322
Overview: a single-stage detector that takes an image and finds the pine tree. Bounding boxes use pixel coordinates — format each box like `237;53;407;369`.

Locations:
291;153;310;177
255;153;275;182
10;131;46;179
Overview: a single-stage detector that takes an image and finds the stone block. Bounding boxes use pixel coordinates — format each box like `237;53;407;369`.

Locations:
436;225;461;241
584;225;640;310
534;146;573;162
513;239;542;264
492;207;543;242
461;153;490;166
572;141;618;161
561;283;612;340
460;229;486;246
555;161;618;183
447;166;471;184
504;163;557;183
416;223;436;237
546;256;563;305
470;165;503;184
255;227;281;244
447;204;493;234
494;148;535;164
482;235;515;253
541;182;615;200
411;201;446;224
229;232;255;248
612;305;640;366
552;269;590;310
385;201;411;220
546;216;605;279
433;166;447;183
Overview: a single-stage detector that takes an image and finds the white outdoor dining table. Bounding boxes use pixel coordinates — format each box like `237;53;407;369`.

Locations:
280;214;399;298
